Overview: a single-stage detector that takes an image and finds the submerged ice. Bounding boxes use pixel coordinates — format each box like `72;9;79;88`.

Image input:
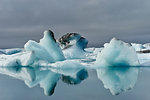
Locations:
0;29;148;96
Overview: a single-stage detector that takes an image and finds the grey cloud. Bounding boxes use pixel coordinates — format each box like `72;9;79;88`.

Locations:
0;0;150;48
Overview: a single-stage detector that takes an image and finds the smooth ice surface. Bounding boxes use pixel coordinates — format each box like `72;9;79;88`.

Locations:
0;30;150;97
39;30;65;61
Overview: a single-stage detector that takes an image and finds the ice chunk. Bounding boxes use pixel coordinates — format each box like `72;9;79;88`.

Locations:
0;48;23;55
137;53;150;64
24;30;66;95
143;43;150;49
25;30;65;62
131;43;145;51
25;40;55;63
58;33;88;50
131;43;150;53
131;43;150;64
96;38;139;67
0;51;35;66
39;30;65;61
62;45;87;59
85;47;103;60
58;33;88;59
95;38;139;95
0;51;36;81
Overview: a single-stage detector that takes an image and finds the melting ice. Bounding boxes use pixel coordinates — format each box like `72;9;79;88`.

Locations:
0;30;150;96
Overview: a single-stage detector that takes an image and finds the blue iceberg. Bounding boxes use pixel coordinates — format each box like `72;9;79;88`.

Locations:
95;38;139;95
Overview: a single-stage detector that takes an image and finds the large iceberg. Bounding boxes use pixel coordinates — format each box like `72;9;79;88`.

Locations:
0;29;148;96
95;38;139;95
25;30;65;62
24;30;88;95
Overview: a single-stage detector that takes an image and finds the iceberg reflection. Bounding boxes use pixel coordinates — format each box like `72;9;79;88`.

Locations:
0;65;88;96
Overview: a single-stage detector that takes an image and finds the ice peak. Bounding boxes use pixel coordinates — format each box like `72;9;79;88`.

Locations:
43;30;56;43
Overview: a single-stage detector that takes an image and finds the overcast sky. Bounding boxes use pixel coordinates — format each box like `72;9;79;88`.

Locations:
0;0;150;48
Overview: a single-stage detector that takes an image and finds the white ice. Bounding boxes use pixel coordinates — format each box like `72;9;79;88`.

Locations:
24;30;67;95
23;30;88;95
0;51;35;81
131;43;150;64
62;44;87;59
131;43;150;51
24;30;65;63
95;38;139;95
0;48;23;55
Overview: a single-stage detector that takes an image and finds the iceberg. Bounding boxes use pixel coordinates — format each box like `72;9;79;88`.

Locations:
0;48;23;55
96;38;139;67
95;38;139;95
24;40;55;63
131;43;150;64
58;33;88;59
131;43;145;51
24;30;67;95
24;30;89;95
0;51;35;81
132;43;150;51
58;33;88;50
39;30;65;61
25;30;65;62
0;30;147;96
0;51;35;66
